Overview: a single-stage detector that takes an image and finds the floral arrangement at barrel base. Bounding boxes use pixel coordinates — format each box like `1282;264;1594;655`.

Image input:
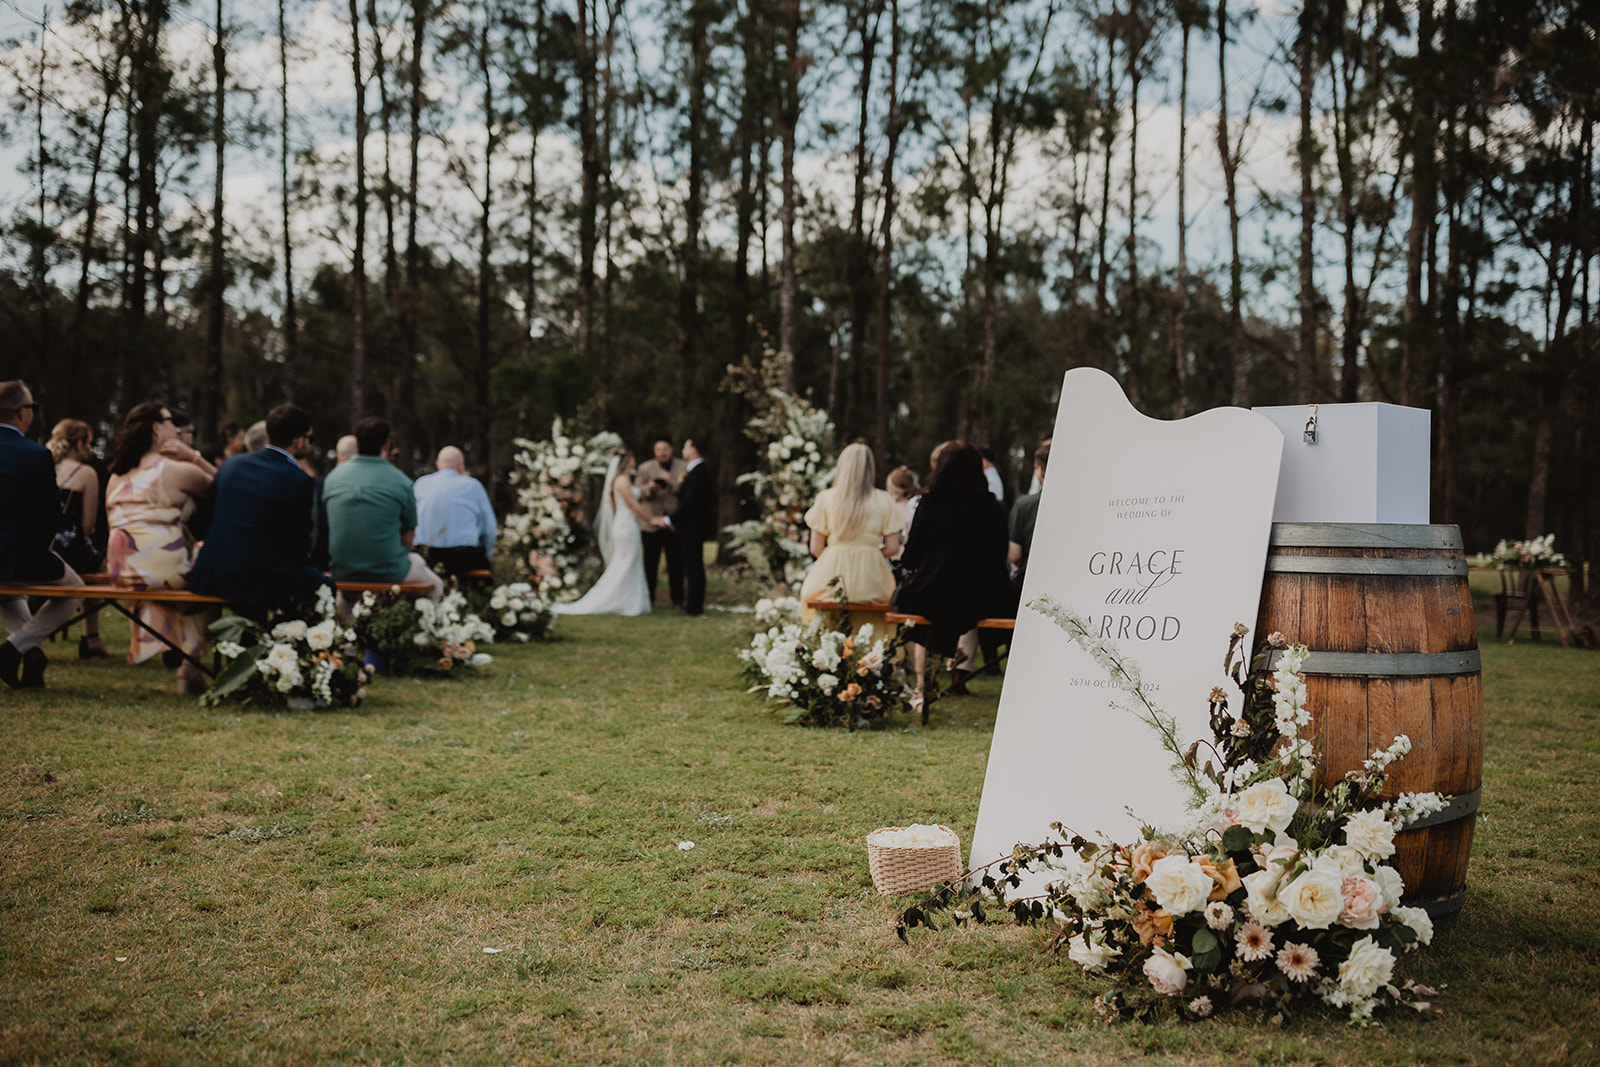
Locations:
350;589;496;676
895;596;1446;1024
1486;533;1567;570
740;618;914;729
721;347;835;587
202;587;370;709
499;419;623;601
468;581;556;643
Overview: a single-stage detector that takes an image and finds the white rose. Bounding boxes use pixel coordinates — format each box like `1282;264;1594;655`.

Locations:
502;612;518;627
1342;808;1397;861
305;620;337;651
1067;933;1118;973
265;643;299;672
1392;905;1434;948
1233;778;1299;834
1142;948;1191;996
1241;869;1292;927
1372;864;1406;909
817;673;839;695
1281;867;1345;930
470;653;493;667
1144;854;1213;918
1337;935;1396;998
1321;844;1368;879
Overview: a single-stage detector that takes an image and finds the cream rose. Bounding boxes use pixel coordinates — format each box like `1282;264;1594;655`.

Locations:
1342;808;1398;861
1145;855;1214;917
1337;935;1396;998
1067;933;1118;973
1281;867;1345;930
1373;864;1406;909
1241;868;1292;927
1142;948;1191;996
1323;844;1369;879
1338;876;1385;929
1233;778;1299;834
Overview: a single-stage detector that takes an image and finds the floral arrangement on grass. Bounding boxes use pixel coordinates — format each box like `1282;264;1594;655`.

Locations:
896;596;1446;1024
500;419;623;601
752;595;803;628
740;618;913;728
350;589;496;676
468;581;556;642
203;587;370;709
1487;533;1567;570
722;347;836;587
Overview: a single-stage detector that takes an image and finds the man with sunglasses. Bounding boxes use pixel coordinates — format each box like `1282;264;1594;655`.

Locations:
188;404;332;611
0;380;85;688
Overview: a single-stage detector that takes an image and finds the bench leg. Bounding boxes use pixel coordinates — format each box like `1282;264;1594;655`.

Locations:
102;600;215;678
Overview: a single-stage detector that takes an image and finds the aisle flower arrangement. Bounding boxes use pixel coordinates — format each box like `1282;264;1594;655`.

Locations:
723;387;835;588
470;581;556;642
739;618;913;728
1487;534;1567;570
203;587;370;709
350;589;496;676
500;419;623;601
895;597;1446;1023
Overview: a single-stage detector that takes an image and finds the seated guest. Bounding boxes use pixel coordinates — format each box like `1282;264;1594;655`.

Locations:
798;443;901;630
105;401;216;694
311;434;359;571
220;421;247;460
884;465;920;563
190;404;332;612
893;443;1012;708
170;411;214;540
47;418;110;658
243;419;268;453
413;445;498;576
1008;441;1049;590
323;417;443;601
0;380;85;688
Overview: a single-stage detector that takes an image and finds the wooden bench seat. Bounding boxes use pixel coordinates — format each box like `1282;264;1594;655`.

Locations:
801;598;1016;630
886;612;1015;631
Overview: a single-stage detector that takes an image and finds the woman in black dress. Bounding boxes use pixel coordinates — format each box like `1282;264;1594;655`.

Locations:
47;418;111;658
893;442;1013;707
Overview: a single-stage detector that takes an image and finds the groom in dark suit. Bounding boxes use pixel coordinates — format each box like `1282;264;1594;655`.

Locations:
189;404;332;612
671;436;716;616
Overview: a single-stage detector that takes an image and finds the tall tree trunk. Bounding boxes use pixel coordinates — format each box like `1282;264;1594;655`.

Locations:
1400;0;1435;408
348;0;369;422
1295;2;1317;403
474;15;496;484
776;0;800;392
1333;1;1362;403
30;16;50;374
279;0;300;401
1124;5;1143;410
1094;33;1117;318
397;0;425;454
1169;10;1189;419
678;0;711;420
1217;0;1247;406
72;49;121;384
369;0;399;440
873;0;899;471
202;0;227;443
575;0;598;364
124;0;168;415
844;2;879;437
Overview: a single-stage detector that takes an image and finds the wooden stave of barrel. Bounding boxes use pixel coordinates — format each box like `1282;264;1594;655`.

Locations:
1256;522;1484;924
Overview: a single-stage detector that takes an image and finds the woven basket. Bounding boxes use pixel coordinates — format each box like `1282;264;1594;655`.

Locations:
866;826;963;896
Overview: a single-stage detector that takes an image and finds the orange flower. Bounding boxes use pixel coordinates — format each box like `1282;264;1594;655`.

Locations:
841;683;862;702
437;657;454;670
1131;906;1174;945
1199;856;1243;901
842;638;855;658
1129;840;1181;884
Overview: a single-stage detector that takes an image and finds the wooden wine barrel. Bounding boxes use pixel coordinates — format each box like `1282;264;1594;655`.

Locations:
1256;522;1484;924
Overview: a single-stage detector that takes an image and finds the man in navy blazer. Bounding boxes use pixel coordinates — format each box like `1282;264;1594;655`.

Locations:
0;380;84;688
189;404;332;611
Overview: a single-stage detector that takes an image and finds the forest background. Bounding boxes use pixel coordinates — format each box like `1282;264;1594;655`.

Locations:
0;0;1595;604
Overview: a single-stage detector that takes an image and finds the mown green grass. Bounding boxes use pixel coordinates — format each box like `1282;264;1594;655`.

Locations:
2;593;1598;1065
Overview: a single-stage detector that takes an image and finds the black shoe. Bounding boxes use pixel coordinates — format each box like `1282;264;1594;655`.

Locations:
674;607;691;616
19;647;47;688
981;661;1002;676
0;642;21;688
946;670;972;696
161;649;183;668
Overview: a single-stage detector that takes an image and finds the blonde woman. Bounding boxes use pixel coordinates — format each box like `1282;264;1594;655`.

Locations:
798;443;902;624
47;419;110;657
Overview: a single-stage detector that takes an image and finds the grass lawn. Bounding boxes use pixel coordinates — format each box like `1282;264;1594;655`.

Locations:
3;587;1599;1065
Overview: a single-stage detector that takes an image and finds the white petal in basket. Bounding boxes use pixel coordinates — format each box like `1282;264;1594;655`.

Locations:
866;825;962;896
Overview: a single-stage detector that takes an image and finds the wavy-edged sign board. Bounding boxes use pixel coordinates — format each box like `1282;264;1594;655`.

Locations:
969;368;1283;892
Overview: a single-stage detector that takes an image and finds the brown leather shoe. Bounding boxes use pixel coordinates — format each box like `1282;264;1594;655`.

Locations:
19;647;47;688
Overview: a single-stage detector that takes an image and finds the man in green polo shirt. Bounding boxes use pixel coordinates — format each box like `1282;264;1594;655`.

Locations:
323;416;443;601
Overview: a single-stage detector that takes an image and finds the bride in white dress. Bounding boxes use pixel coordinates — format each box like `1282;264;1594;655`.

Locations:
553;450;666;617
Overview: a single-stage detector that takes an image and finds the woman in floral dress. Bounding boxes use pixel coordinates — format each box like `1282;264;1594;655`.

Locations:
105;403;217;693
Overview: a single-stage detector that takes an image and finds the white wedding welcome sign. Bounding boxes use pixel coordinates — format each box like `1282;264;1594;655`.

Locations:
969;368;1283;890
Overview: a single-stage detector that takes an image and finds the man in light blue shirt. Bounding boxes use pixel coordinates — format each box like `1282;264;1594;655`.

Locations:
413;445;497;576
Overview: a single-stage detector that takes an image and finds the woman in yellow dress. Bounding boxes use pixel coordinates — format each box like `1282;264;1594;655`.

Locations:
798;443;902;628
105;402;217;693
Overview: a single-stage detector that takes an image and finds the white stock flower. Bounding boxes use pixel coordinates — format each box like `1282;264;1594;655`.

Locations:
1281;866;1345;930
1145;855;1213;918
1337;936;1396;999
1342;808;1397;861
811;645;841;672
1233;778;1298;834
215;641;246;660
